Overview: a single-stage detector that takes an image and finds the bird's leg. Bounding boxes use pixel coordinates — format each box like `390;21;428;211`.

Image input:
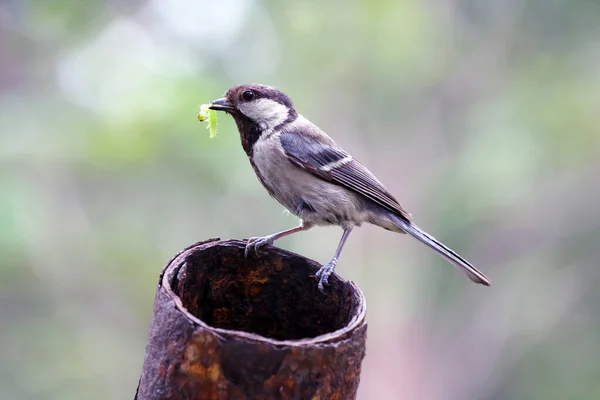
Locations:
245;221;313;257
315;228;352;292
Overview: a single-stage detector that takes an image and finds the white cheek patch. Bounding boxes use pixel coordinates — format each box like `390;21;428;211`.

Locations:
240;99;289;129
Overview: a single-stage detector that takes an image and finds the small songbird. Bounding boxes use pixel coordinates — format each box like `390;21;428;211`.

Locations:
209;84;490;291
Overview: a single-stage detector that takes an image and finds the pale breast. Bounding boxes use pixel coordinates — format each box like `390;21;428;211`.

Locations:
252;133;306;211
251;133;370;227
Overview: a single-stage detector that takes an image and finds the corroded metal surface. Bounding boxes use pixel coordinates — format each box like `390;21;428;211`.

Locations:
136;238;367;400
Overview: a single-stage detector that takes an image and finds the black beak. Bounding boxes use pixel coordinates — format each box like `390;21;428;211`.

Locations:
208;98;235;111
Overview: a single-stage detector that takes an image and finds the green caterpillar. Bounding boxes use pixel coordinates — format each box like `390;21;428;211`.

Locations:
197;104;218;138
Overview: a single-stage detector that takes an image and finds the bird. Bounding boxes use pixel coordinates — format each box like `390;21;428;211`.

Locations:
208;83;490;291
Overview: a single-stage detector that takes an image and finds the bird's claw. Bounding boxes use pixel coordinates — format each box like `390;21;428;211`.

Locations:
244;235;275;258
315;258;337;292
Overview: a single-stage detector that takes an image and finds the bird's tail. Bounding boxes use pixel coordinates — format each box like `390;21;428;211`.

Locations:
393;218;490;286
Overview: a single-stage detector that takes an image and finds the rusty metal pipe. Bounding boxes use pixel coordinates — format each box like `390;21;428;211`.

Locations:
136;238;367;400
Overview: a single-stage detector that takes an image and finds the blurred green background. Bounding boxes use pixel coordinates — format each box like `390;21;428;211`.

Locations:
1;0;599;399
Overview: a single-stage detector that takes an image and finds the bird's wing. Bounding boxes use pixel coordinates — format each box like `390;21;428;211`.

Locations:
279;131;412;221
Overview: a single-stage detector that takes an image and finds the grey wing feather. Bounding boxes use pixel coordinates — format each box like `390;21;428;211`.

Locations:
280;131;412;221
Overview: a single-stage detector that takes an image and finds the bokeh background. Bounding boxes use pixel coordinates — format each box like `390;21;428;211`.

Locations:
1;0;599;399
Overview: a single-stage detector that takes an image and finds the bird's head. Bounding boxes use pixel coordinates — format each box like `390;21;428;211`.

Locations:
209;84;297;132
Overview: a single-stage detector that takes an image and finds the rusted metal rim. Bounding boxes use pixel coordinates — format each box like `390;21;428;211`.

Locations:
160;238;367;346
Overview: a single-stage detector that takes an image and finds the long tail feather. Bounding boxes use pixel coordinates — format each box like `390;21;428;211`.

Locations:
394;218;490;286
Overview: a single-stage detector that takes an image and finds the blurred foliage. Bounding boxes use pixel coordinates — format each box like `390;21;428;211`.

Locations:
1;0;599;399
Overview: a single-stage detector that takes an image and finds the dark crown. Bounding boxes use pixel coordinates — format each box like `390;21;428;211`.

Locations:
226;84;294;110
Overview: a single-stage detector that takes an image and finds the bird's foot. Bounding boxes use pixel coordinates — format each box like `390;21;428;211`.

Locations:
244;235;275;257
314;257;337;292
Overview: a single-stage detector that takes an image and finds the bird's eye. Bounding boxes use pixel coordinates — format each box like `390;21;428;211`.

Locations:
242;90;255;101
